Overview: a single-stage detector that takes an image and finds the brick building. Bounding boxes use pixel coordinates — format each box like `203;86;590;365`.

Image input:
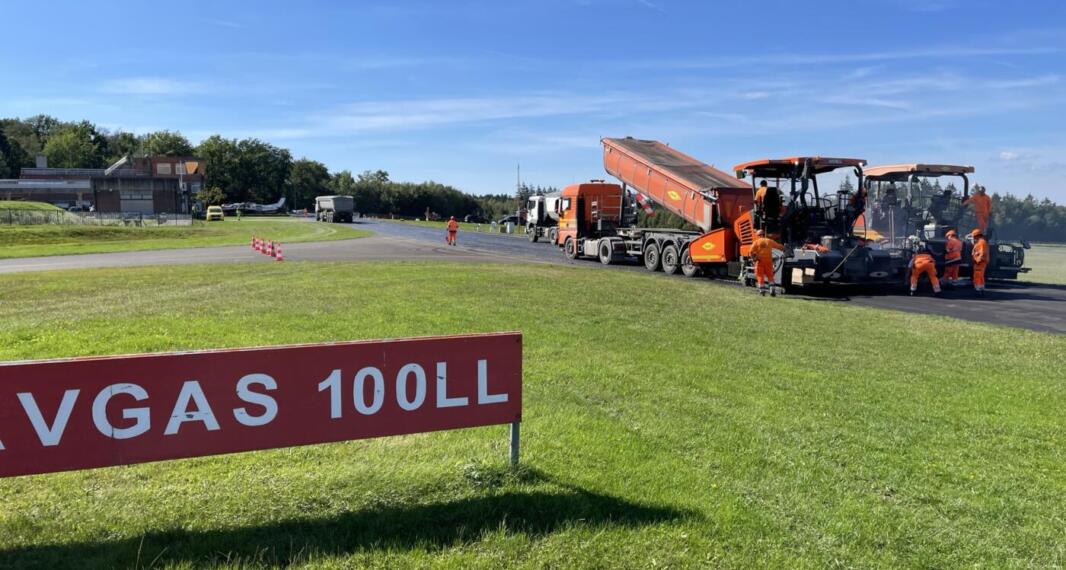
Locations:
3;155;205;213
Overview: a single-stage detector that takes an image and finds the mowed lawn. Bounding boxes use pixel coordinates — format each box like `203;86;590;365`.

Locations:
1024;243;1066;285
0;218;370;259
0;262;1064;568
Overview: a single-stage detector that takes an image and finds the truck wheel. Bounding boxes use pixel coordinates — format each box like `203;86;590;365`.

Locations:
549;228;558;244
564;237;578;260
528;227;538;243
643;242;661;271
681;250;701;278
599;240;613;265
661;244;680;275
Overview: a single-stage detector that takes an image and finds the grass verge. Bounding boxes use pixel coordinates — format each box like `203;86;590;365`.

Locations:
1023;243;1066;285
0;201;66;212
0;218;370;259
0;261;1063;567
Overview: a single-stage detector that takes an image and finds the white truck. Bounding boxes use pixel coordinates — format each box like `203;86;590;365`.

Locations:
525;192;562;243
315;195;354;223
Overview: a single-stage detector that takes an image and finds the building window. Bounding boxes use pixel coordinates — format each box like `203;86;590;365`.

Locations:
156;163;172;175
190;183;202;194
120;191;154;200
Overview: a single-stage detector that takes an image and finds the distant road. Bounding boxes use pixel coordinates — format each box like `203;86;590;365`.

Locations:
1;219;1063;334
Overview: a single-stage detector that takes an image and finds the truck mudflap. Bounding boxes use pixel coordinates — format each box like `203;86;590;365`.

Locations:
689;228;736;264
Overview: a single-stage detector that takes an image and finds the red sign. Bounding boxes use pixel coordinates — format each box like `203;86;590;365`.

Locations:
0;333;521;478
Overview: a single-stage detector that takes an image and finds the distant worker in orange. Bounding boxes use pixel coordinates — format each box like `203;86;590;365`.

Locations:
446;216;459;246
962;184;992;233
749;229;785;297
942;229;963;286
970;228;989;296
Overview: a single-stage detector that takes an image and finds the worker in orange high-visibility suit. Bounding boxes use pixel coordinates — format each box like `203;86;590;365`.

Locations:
749;229;785;297
909;245;941;296
970;228;989;295
962;185;992;233
942;229;963;286
446;216;459;246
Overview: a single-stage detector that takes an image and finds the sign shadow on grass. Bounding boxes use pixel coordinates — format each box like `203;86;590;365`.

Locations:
1;469;697;568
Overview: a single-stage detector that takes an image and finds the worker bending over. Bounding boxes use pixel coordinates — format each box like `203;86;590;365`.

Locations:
909;244;941;296
942;229;963;286
970;228;989;295
962;185;992;233
446;216;459;246
749;229;784;297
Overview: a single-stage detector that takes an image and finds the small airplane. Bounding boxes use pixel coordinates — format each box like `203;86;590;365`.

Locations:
221;197;287;215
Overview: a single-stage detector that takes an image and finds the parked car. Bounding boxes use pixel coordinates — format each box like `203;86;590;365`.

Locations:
496;215;520;226
206;206;225;221
464;214;488;223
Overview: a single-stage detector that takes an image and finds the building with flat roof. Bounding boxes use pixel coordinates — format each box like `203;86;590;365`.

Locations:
2;155;205;213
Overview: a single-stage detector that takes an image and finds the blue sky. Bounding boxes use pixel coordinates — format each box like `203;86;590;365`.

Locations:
2;0;1065;200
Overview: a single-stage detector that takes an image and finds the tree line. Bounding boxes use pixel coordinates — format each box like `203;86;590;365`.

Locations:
0;115;517;219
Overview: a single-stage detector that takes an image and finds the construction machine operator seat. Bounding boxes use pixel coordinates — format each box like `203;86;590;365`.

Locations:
755;186;783;233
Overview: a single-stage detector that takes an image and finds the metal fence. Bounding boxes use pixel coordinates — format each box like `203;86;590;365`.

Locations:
0;210;193;226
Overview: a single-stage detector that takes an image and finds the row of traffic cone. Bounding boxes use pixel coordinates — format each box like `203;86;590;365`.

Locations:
251;236;284;261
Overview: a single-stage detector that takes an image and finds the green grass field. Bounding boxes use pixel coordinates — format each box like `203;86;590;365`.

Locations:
0;201;66;212
1;261;1063;568
1023;244;1066;285
0;218;370;259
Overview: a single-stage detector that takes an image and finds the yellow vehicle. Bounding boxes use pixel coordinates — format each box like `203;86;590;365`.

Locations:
205;206;224;221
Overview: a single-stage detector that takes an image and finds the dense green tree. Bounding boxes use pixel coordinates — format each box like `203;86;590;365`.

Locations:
330;170;356;195
195;135;292;203
106;130;141;161
198;186;227;206
0;129;16;178
42;129;99;168
142;130;194;156
288;158;331;209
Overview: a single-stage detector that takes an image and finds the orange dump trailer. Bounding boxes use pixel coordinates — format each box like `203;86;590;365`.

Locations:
554;137;755;278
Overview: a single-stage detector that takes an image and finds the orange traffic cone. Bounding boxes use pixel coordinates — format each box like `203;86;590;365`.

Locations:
275;243;284;261
267;241;274;257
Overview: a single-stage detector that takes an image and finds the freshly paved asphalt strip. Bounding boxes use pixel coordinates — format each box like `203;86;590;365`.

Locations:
1;219;1063;334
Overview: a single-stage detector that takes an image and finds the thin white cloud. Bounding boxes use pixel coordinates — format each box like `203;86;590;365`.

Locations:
99;77;201;96
624;46;1061;70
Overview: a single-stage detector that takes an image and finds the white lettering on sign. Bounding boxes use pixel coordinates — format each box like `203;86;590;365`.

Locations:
317;360;509;418
93;383;151;440
165;381;220;435
233;374;278;427
18;390;80;446
354;367;384;415
477;360;508;404
396;363;426;411
318;369;342;419
435;362;469;408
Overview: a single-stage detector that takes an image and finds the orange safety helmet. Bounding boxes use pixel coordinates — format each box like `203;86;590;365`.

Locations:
970;228;984;238
450;216;456;220
756;229;765;237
